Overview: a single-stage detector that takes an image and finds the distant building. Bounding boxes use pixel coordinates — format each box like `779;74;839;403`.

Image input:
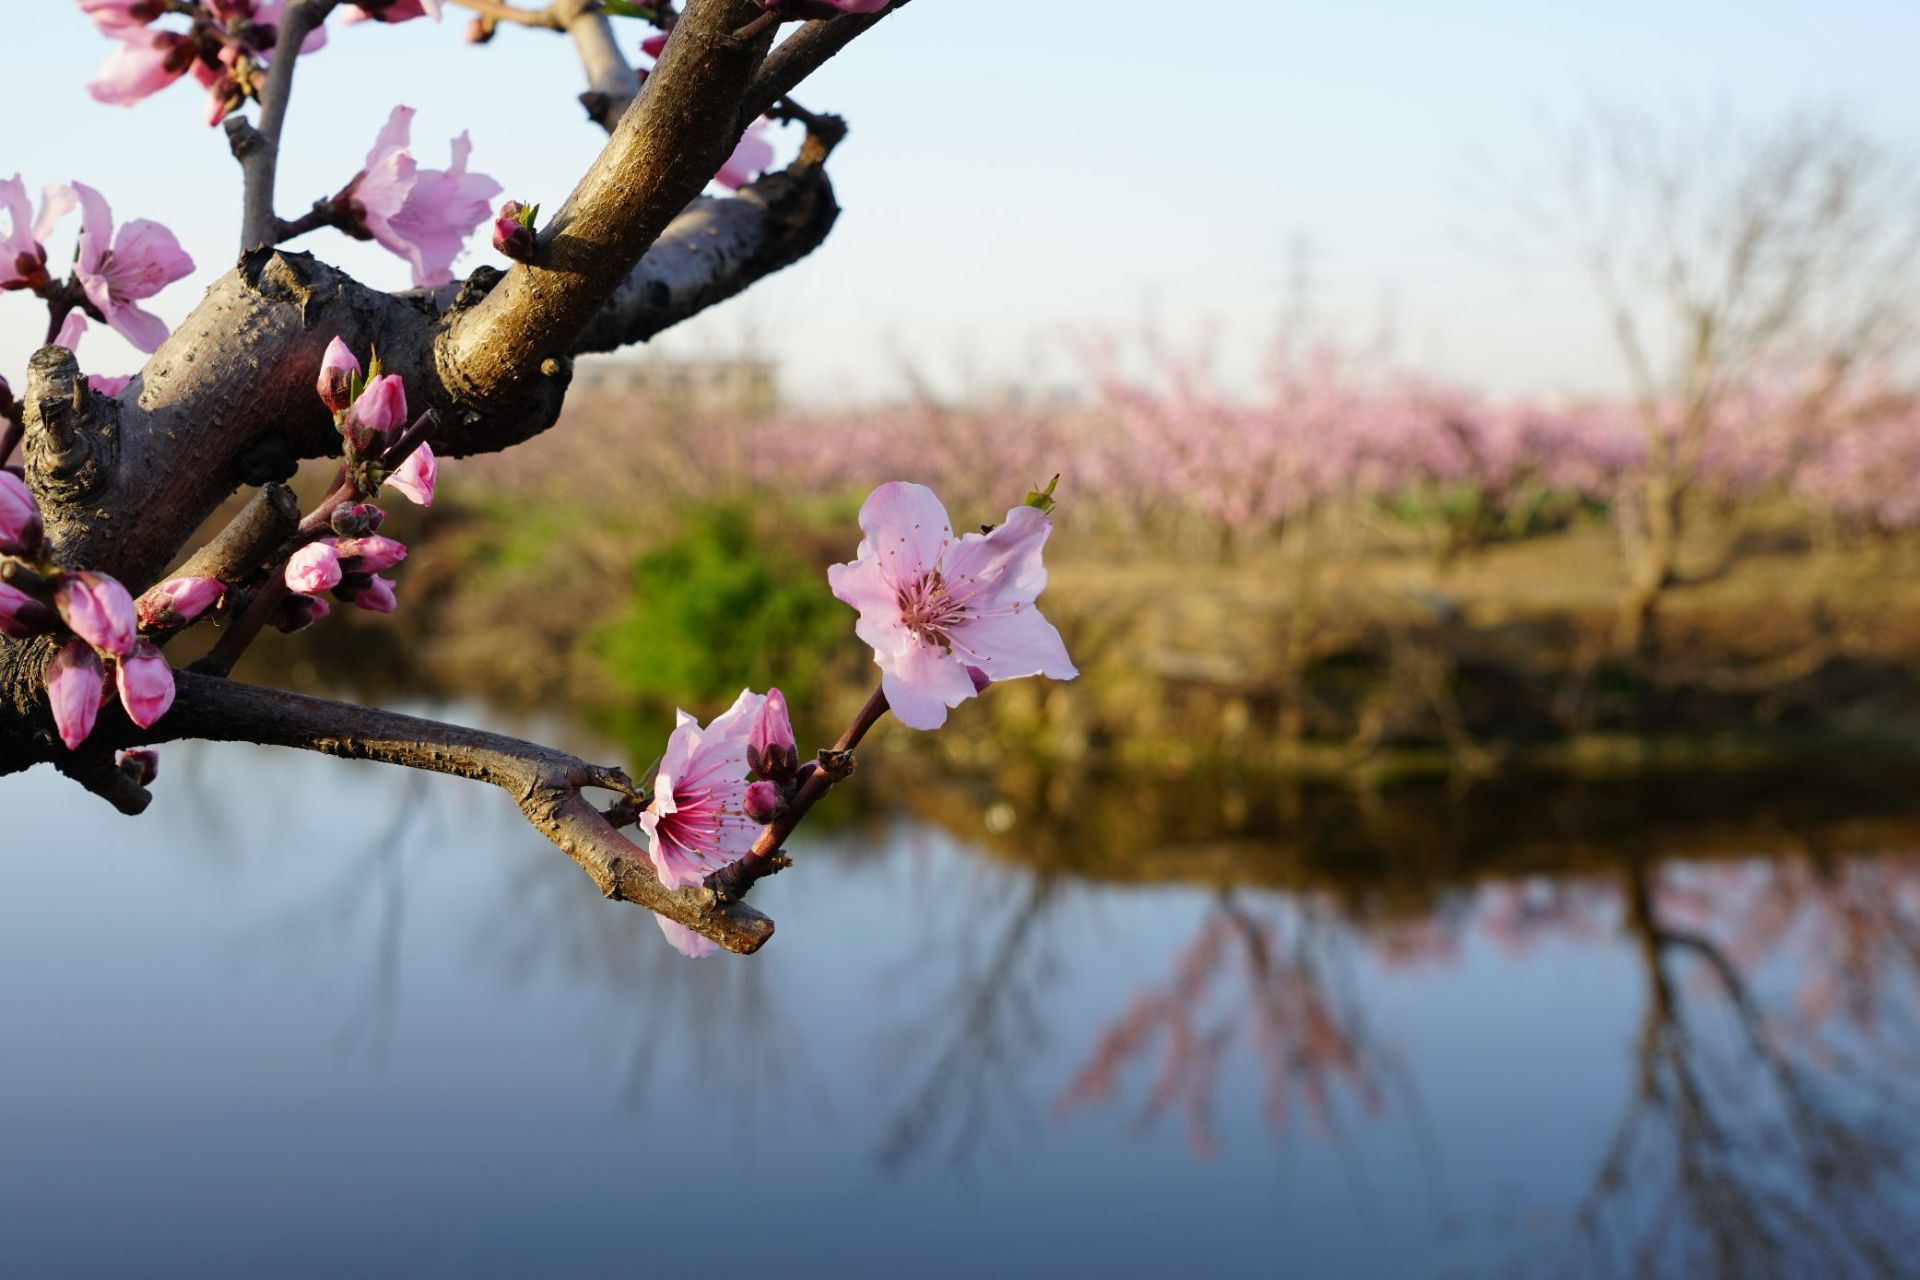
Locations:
571;355;780;417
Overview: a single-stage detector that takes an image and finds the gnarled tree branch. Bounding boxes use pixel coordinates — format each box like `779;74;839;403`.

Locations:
151;672;777;953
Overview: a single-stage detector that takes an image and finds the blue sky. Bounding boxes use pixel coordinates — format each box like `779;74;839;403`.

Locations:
3;1;1918;402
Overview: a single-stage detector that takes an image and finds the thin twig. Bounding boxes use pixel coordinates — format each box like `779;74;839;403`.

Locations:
707;685;889;900
447;0;567;27
236;0;343;249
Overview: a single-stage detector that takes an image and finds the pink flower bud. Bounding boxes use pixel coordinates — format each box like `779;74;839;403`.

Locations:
47;639;104;751
465;15;493;42
274;594;330;634
743;779;785;824
344;575;398;613
118;747;160;787
492;201;533;260
0;470;43;556
136;576;225;629
284;542;343;595
386;441;436;507
641;32;668;58
747;686;799;780
331;502;387;537
342;373;406;453
115;640;175;729
317;336;362;413
0;582;53;638
55;570;137;656
333;535;407;573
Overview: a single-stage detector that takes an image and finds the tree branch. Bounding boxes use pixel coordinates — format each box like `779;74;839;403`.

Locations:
708;685;888;901
738;1;905;125
438;0;774;407
152;671;778;953
233;0;343;250
570;157;839;354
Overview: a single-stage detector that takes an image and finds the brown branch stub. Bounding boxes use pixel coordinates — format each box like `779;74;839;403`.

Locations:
22;346;121;555
53;750;153;817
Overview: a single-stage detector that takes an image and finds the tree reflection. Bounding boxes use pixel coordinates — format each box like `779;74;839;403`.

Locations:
1058;891;1412;1160
1563;857;1920;1278
205;739;1920;1274
874;874;1062;1170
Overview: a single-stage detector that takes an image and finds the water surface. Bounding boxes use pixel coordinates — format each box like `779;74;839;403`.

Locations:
3;710;1918;1277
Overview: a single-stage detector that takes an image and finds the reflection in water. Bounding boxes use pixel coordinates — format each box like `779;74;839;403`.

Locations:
6;730;1920;1275
1565;859;1920;1279
1060;893;1394;1160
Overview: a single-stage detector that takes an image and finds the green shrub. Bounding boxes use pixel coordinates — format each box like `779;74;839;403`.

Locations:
592;503;855;713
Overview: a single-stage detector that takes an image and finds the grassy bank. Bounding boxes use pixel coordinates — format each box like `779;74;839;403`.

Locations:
268;444;1920;784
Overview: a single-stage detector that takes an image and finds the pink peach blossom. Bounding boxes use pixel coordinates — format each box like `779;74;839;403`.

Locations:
828;482;1077;730
386;442;436;506
47;640;105;750
72;183;194;353
86;29;192;107
0;176;76;291
0;471;43;555
353;106;502;287
55;570;137;656
284;542;343;595
136;576;225;629
635;689;767;890
55;311;89;351
653;915;719;959
716;120;775;190
115;641;175;728
79;0;167;32
341;0;442;22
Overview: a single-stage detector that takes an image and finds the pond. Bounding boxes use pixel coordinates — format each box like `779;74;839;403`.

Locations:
3;704;1919;1277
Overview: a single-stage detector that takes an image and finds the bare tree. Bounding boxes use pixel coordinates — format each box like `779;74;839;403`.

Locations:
1526;106;1920;656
